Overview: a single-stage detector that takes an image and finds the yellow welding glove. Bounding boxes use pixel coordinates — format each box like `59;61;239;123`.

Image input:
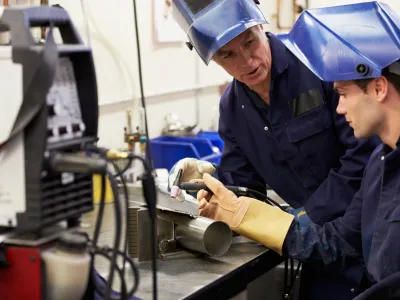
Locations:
198;174;294;255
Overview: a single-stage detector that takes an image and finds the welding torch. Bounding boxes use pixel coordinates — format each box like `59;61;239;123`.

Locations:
179;182;249;196
171;168;286;210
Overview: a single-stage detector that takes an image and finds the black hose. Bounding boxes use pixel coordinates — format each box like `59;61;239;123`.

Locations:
90;170;140;299
132;0;155;173
86;145;157;300
92;174;106;252
108;159;130;278
91;250;127;299
103;170;122;300
111;157;134;178
247;188;287;211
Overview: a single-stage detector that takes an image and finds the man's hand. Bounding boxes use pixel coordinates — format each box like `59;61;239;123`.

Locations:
197;173;295;255
197;173;250;228
168;158;216;201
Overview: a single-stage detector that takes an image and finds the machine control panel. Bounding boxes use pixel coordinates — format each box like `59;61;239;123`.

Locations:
46;57;86;143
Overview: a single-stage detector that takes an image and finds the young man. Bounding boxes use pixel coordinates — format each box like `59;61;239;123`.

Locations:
169;0;380;299
197;2;400;299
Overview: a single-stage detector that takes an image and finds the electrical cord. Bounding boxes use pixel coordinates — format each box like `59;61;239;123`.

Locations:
179;181;286;211
282;257;302;299
85;2;136;103
89;168;139;300
111;156;134;178
112;152;158;300
246;188;287;211
91;158;139;299
113;154;158;300
101;169;122;300
246;189;299;299
80;0;92;48
48;151;141;299
90;174;106;263
132;0;155;172
90;173;127;299
90;247;140;299
85;146;158;300
91;250;127;299
107;159;130;278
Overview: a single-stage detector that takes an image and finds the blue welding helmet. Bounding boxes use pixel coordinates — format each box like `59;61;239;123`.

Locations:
172;0;268;65
277;1;400;82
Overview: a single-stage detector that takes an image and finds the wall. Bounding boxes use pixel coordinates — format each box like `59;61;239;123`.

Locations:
47;0;280;149
309;0;400;9
49;0;400;149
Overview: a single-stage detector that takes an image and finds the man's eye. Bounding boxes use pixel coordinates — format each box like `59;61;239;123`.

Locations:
245;40;253;46
334;90;346;97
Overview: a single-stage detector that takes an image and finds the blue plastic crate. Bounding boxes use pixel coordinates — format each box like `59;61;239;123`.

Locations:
197;131;224;152
149;131;224;171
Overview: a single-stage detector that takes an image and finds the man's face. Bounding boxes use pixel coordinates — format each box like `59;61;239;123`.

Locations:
212;25;271;88
335;80;384;139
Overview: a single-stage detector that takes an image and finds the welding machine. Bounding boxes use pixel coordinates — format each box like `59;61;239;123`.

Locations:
0;5;100;300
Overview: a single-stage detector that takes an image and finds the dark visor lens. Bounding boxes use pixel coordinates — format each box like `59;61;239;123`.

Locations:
184;0;216;14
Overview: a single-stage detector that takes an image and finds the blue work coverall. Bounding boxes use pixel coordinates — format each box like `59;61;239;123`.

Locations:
85;270;141;300
216;33;380;299
284;141;400;299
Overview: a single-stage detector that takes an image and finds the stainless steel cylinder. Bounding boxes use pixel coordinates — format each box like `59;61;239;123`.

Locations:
157;210;232;256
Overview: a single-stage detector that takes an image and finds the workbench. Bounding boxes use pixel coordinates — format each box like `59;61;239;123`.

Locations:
82;203;286;300
135;236;283;300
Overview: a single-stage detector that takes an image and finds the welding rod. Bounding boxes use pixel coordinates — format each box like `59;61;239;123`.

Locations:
170;168;183;198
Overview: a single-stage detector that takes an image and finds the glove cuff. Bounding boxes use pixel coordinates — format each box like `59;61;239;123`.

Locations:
234;200;294;255
290;207;313;227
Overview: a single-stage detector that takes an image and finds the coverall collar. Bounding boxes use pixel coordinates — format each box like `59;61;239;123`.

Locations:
379;138;400;174
382;137;400;154
267;33;289;80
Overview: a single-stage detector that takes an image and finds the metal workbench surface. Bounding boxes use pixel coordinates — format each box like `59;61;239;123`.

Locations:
81;203;283;300
135;236;282;300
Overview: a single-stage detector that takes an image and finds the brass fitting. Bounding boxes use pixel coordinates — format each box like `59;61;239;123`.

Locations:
106;149;130;160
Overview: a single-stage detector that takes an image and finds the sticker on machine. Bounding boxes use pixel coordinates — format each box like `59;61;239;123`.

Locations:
61;172;75;185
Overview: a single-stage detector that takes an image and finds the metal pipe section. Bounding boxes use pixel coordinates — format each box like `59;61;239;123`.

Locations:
157;210;232;256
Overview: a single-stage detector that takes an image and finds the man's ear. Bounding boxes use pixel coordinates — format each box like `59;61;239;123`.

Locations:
374;76;389;103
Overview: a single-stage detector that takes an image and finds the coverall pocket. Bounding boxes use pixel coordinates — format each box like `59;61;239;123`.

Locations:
285;105;335;187
286;105;333;142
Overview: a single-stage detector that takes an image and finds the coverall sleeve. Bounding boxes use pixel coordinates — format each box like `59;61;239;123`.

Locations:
283;182;363;264
303;82;380;225
353;272;400;300
216;101;266;194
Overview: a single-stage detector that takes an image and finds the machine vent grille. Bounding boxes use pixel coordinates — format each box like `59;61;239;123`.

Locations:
40;173;93;226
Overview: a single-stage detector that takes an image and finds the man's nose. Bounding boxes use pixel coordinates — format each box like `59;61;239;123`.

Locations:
336;97;346;115
238;48;252;67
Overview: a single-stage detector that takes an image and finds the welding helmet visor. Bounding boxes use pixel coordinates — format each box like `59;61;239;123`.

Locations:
172;0;268;65
277;1;400;82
